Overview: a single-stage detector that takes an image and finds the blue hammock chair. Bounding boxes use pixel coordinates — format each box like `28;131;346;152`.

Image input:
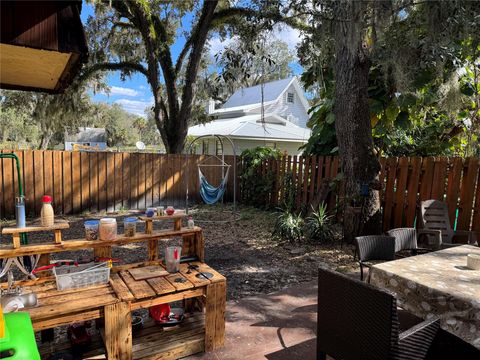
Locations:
198;166;230;204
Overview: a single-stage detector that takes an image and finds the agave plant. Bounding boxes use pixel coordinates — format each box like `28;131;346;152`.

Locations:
305;203;335;243
273;209;304;242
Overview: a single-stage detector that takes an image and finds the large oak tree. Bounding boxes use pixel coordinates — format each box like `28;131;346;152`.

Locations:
83;0;302;153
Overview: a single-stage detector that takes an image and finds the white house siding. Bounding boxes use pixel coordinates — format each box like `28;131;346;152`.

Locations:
246;83;310;128
195;138;304;156
278;83;309;128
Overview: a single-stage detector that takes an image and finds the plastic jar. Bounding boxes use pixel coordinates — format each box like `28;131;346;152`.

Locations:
124;217;137;237
41;195;55;227
85;220;100;240
99;218;117;241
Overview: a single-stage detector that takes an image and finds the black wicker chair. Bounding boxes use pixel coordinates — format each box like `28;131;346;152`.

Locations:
317;267;440;360
387;228;436;256
355;235;396;280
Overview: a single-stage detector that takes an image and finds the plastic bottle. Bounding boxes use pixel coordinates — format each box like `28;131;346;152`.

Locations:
40;195;54;227
187;216;194;229
15;196;26;228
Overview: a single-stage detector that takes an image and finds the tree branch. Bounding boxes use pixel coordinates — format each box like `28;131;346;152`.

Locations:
78;62;148;83
211;7;312;32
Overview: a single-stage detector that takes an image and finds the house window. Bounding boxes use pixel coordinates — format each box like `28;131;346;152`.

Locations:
287;92;294;103
265;142;277;149
215;140;223;156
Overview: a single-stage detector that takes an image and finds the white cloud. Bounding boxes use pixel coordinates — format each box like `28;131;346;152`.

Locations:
104;86;141;97
272;24;302;52
115;99;153;117
208;36;237;57
208;25;302;58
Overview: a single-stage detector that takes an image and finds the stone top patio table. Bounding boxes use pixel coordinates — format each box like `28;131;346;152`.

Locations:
369;244;480;350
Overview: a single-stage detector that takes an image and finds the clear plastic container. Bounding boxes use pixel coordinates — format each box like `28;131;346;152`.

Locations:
124;217;137;237
165;246;181;273
99;218;117;241
84;220;99;240
54;262;110;290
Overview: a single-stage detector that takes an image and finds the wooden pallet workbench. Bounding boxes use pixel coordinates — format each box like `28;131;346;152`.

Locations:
0;222;223;360
106;261;226;359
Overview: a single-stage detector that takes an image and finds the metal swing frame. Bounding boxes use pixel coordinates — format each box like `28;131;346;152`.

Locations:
185;135;237;214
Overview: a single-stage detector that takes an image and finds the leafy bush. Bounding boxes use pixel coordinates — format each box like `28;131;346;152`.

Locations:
304;203;335;243
240;146;281;207
273;209;304;242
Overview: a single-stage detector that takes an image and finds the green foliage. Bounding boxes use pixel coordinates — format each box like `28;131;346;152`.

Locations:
300;67;338;155
273;209;304;243
304;203;335;243
240;146;281;207
213;36;295;102
280;171;297;212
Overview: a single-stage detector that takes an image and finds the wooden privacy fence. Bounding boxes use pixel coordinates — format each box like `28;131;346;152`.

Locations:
257;155;480;234
0;150;236;218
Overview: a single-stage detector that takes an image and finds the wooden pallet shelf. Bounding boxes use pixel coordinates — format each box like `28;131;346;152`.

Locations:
102;314;205;360
138;212;187;233
1;220;69;248
0;227;202;258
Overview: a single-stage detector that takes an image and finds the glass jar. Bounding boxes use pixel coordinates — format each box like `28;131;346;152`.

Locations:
166;206;175;216
145;208;155;217
124;217;137;237
99;218;117;241
157;206;165;217
84;220;100;240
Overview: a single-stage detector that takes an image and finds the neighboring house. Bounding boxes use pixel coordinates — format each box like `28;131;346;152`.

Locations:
65;127;107;151
188;77;311;155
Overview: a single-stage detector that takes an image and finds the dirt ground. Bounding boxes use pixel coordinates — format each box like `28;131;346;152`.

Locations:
1;204;357;301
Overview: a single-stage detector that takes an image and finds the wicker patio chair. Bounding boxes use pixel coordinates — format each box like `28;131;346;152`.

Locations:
317;267;440;360
387;228;439;256
420;200;477;247
355;235;396;281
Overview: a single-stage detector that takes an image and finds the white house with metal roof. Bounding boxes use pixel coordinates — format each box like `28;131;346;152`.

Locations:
188;77;311;155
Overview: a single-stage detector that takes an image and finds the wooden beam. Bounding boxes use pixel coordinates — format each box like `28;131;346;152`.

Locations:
105;302;132;360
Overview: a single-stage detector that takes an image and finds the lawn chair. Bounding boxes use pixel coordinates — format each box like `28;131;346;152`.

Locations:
317;267;440;360
386;228;440;255
420;200;477;247
355;235;396;281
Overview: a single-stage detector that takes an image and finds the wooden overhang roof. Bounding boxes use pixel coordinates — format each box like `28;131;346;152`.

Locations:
0;0;89;93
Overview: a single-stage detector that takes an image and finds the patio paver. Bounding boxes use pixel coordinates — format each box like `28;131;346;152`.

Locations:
185;280;318;360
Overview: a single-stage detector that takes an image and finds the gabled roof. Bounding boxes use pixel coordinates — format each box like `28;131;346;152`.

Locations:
223;78;293;108
219;77;310;115
188;114;311;143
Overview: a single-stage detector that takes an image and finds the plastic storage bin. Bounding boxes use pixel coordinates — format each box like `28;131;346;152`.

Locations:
54;262;110;290
84;220;100;240
99;218;117;241
124;217;137;237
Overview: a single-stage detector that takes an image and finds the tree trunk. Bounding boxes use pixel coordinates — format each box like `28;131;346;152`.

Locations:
38;133;52;150
333;1;381;243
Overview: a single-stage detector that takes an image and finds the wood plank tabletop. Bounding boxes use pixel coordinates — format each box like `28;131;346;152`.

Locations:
110;262;225;302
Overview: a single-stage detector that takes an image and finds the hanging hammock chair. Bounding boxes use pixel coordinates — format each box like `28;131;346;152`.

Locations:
198;165;230;204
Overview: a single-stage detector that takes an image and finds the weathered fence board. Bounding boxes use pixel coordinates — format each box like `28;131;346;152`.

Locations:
246;155;480;235
0;150;236;218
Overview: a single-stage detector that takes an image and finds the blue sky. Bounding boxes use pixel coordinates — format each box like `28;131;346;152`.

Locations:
81;3;303;117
